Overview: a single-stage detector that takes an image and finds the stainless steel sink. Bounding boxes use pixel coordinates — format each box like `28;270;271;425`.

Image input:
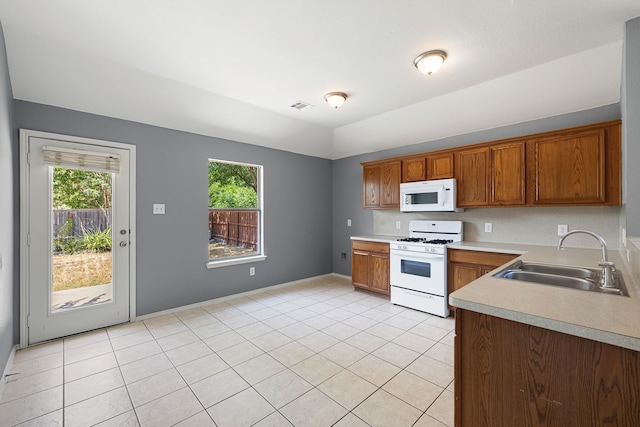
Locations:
515;262;599;281
494;260;629;296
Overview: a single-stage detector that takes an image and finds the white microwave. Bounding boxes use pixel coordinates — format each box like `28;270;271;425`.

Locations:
400;178;462;212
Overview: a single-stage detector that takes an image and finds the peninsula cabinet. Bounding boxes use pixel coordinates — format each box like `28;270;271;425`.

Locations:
351;240;390;296
455;309;640;426
363;161;401;209
447;249;519;311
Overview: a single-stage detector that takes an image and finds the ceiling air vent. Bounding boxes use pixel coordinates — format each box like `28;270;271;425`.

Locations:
290;101;315;111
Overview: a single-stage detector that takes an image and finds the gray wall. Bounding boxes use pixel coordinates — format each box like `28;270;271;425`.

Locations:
624;17;640;236
13;101;333;316
332;104;621;276
0;23;14;376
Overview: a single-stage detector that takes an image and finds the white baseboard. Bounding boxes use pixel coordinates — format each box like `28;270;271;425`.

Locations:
0;345;18;401
332;272;351;281
137;273;345;322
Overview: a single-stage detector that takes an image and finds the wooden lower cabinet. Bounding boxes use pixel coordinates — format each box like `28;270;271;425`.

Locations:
455;309;640;426
448;249;519;311
351;240;390;296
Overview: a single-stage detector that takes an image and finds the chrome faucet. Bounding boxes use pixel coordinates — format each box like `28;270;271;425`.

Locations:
557;230;616;288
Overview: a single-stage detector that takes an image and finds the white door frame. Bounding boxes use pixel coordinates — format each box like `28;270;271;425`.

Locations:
19;129;137;348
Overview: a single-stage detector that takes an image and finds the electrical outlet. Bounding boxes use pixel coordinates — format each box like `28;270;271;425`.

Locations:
347;219;352;227
153;204;165;215
249;267;255;276
558;224;568;236
395;221;401;230
340;252;347;259
484;223;493;233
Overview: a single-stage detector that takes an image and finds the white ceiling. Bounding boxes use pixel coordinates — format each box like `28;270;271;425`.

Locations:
0;1;638;159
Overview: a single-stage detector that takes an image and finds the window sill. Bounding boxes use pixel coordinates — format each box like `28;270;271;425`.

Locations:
207;255;267;269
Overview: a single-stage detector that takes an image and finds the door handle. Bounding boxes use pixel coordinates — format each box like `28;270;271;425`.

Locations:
119;241;127;247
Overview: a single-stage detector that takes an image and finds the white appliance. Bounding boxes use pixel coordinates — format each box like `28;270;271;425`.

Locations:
400;178;462;212
390;220;463;317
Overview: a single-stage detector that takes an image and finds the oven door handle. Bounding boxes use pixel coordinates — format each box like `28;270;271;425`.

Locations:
390;250;445;260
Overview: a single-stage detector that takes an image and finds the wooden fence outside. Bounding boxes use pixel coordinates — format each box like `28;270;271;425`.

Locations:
53;209;111;237
209;209;258;250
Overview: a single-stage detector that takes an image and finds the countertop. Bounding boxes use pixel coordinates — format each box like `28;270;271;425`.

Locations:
350;235;640;352
350;235;403;243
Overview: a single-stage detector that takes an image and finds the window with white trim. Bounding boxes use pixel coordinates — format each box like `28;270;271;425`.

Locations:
207;159;263;265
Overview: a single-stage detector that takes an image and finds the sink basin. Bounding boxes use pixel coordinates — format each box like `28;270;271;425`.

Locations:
494;260;629;296
497;270;596;291
515;262;599;281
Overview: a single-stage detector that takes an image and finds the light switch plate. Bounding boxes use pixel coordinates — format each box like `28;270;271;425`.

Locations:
347;219;352;227
153;204;165;215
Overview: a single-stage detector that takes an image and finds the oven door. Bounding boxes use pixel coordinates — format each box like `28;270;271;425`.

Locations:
390;249;446;296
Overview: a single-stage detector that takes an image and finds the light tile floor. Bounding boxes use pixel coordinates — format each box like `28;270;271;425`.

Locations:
0;276;454;427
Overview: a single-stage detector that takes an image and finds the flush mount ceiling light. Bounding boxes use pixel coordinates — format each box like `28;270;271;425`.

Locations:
324;92;347;109
413;50;447;75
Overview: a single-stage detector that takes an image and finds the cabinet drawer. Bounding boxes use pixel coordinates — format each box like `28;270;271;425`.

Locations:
448;249;518;267
352;240;390;254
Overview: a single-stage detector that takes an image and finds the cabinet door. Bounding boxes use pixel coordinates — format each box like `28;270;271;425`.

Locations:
380;161;401;208
427;152;454;180
369;253;390;295
530;130;606;204
402;157;426;182
455;148;489;207
490;142;526;205
351;250;370;289
449;263;483;294
363;165;381;208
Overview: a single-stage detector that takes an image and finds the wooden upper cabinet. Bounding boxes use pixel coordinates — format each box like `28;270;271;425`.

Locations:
427;152;454;180
402;157;426;182
363;164;381;208
529;129;607;205
362;120;621;210
455;147;489;207
490;142;526;205
362;161;401;209
380;161;401;208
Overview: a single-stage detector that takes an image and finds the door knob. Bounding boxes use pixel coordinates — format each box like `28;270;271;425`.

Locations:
119;241;127;247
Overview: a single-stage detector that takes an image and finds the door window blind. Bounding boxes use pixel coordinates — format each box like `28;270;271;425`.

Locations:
42;145;121;173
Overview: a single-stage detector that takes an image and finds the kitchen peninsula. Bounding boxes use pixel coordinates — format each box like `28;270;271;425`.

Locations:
449;241;640;426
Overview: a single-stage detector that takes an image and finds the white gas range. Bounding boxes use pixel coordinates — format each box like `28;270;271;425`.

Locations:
390;220;463;317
